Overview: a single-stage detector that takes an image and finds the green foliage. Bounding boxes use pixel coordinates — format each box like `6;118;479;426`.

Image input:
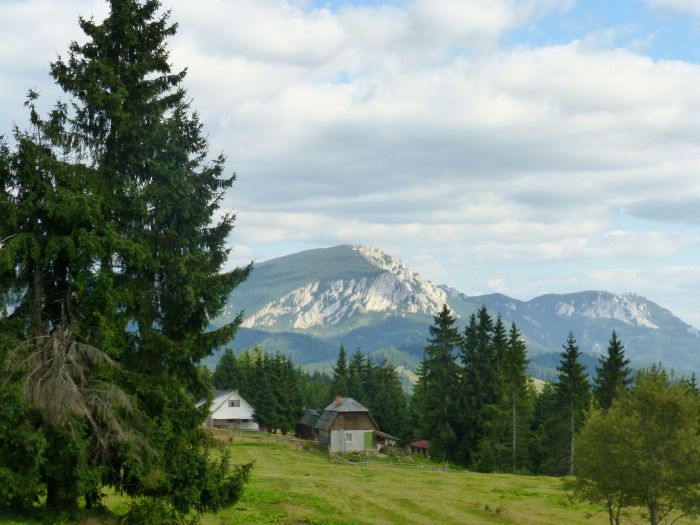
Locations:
414;304;461;460
413;305;538;472
554;332;591;476
571;367;700;525
347;350;368;403
529;382;559;474
503;323;533;472
565;406;631;525
330;344;349;397
593;331;631;410
0;383;46;509
364;360;410;441
1;0;251;515
212;349;240;391
301;370;332;410
198;452;253;514
322;346;409;440
473;321;535;473
218;348;304;434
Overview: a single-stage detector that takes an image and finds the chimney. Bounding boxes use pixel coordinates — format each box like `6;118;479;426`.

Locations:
335;395;342;406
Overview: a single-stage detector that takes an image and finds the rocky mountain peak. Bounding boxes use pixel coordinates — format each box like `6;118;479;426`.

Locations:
553;291;659;329
241;245;448;331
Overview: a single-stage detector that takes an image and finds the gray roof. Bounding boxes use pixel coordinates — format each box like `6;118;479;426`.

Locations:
314;397;376;431
322;397;369;413
315;411;336;431
298;408;320;427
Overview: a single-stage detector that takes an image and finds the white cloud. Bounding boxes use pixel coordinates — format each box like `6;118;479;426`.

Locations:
1;0;699;328
647;0;700;16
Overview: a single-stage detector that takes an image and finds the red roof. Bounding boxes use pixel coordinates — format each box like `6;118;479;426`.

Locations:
410;440;430;449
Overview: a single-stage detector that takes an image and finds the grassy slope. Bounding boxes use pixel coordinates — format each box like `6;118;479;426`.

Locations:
3;431;698;525
201;432;698;525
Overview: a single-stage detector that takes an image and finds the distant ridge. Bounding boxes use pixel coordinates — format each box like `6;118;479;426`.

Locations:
213;245;700;378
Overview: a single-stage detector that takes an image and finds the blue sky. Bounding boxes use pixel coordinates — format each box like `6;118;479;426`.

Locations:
1;0;699;328
510;0;700;61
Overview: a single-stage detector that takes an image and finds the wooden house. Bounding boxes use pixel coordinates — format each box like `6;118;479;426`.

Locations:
197;390;259;431
315;396;380;453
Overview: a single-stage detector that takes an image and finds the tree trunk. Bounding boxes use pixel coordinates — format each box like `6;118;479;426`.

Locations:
45;429;79;515
648;500;658;525
30;224;44;336
511;387;517;472
45;462;79;514
606;499;614;525
569;408;575;476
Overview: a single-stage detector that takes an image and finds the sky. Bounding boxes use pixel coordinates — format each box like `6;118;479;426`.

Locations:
1;0;700;327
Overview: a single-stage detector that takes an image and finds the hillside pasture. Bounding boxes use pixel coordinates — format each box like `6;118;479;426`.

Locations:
201;430;698;525
3;430;697;525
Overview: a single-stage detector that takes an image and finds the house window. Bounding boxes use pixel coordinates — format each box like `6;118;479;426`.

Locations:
345;432;353;443
228;399;240;407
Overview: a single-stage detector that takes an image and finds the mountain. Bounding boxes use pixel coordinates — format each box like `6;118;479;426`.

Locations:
213;245;700;379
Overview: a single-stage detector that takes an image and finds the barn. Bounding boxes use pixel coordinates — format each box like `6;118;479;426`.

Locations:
296;408;320;440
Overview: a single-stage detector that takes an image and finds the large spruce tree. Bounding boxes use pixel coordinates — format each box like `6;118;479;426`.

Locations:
594;330;632;410
1;0;251;515
459;307;509;469
331;343;350;397
213;348;241;390
502;322;531;472
555;332;591;476
415;304;461;460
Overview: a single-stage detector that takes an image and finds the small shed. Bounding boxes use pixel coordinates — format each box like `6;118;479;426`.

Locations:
295;408;320;440
315;396;378;453
197;390;259;431
373;429;400;453
409;440;430;457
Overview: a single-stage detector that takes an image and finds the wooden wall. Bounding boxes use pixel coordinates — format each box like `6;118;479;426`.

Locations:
329;412;376;431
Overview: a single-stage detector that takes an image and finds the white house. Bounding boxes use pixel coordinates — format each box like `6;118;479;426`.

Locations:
197;389;259;431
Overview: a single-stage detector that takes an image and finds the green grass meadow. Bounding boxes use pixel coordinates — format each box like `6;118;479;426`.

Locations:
197;431;698;525
2;430;698;525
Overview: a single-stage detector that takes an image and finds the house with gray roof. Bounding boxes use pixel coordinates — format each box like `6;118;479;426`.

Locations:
314;396;380;453
196;390;259;431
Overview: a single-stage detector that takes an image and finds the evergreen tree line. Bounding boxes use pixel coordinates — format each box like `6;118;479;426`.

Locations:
212;347;303;434
0;0;250;518
212;344;411;442
413;304;640;475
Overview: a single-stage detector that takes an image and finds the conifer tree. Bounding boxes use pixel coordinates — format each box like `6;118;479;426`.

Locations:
348;349;368;403
415;304;461;460
457;313;481;463
492;315;509;365
529;382;559;474
459;307;510;469
594;331;632;410
278;355;303;434
301;371;332;409
682;373;699;396
473;307;498;406
1;0;252;514
502;322;531;472
360;356;409;441
331;343;350;397
555;332;591;476
213;348;241;390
